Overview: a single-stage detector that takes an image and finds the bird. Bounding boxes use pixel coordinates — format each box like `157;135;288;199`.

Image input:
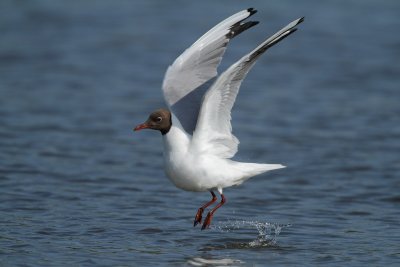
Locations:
134;8;304;230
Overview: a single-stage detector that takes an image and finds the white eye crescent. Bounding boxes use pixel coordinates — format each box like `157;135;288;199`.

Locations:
156;116;162;122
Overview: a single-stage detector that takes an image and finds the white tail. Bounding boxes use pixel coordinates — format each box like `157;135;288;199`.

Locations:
231;162;285;185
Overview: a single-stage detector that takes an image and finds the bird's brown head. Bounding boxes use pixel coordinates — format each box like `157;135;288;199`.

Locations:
134;108;172;135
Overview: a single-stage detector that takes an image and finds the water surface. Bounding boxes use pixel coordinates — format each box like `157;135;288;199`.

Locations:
1;0;400;266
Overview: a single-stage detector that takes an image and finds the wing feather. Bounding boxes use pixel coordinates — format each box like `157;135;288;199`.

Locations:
162;8;258;134
192;17;304;158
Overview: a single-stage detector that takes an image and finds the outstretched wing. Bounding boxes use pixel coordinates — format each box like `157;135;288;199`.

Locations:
191;17;304;158
162;8;258;134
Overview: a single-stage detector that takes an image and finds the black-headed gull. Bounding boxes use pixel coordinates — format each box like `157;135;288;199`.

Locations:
134;8;303;230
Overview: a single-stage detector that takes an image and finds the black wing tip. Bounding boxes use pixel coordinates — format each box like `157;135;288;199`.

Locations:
224;8;258;40
228;20;259;39
248;27;300;62
247;8;257;16
298;17;305;24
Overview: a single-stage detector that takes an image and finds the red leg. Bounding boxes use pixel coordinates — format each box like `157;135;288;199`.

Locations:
201;193;226;230
194;191;217;227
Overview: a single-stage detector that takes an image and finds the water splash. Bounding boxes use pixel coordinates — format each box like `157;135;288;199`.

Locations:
212;219;291;247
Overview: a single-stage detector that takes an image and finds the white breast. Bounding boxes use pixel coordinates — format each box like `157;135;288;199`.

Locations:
162;115;201;191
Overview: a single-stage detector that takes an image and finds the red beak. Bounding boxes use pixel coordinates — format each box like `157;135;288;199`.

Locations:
133;123;149;131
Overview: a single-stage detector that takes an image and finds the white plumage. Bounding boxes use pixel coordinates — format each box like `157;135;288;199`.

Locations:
135;8;303;229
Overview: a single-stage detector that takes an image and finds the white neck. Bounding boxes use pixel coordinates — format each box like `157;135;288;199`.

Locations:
162;114;191;154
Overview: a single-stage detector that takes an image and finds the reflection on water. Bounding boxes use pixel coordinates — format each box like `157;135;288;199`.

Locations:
187;256;243;267
190;221;290;266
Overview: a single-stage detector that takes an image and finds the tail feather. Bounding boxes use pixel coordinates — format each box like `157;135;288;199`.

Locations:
242;163;285;176
231;162;285;185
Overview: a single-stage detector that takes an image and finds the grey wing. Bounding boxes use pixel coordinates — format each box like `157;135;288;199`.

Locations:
162;8;258;134
192;17;304;158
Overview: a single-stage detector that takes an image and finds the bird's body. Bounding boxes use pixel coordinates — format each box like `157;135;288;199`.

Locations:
134;8;303;229
163;115;284;192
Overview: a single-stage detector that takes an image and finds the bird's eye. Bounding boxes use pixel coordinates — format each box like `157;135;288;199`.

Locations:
156;116;162;122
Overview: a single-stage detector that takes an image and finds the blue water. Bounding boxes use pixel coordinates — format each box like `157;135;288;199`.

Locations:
1;0;400;266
